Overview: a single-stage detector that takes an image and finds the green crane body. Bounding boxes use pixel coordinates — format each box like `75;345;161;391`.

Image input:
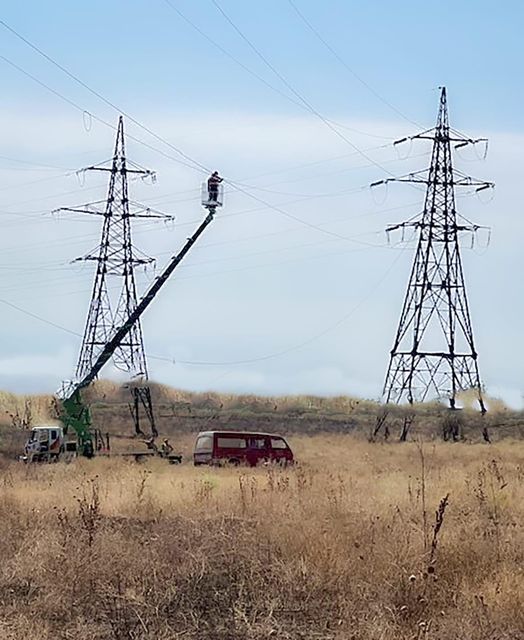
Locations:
61;390;94;457
60;209;216;455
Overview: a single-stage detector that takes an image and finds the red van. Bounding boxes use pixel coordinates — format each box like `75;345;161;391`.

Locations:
193;430;294;467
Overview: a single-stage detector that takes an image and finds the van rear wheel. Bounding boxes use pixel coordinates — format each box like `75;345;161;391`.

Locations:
227;458;240;466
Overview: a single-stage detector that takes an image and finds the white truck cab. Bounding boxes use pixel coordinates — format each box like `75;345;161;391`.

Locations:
23;425;75;462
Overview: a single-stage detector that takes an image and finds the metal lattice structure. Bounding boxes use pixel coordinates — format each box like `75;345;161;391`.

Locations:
374;88;493;412
57;116;172;436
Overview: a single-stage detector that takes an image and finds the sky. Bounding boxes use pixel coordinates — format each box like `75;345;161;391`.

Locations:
0;1;522;407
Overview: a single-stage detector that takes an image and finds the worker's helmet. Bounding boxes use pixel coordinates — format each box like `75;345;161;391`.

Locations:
212;171;219;176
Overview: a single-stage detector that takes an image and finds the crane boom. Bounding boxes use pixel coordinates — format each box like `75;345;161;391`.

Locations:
61;209;216;455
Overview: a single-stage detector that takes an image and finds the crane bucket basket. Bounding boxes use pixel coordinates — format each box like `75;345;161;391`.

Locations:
201;182;224;208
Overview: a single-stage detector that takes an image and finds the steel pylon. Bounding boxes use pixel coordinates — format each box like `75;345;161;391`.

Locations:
56;116;172;436
375;88;493;412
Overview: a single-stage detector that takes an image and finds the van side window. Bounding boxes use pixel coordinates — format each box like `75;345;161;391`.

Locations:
249;438;267;449
217;437;246;449
51;430;57;440
270;437;288;449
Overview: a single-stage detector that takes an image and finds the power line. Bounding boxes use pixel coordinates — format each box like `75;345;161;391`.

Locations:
151;248;407;366
0;13;418;189
286;0;421;128
229;150;430;198
0;197;418;295
0;227;390;299
0;51;382;246
0;223;409;303
0;170;73;193
210;0;394;175
0;298;81;337
0;21;429;261
0;154;72;171
2;230;399;303
0;53;203;174
126;141;410;210
161;0;392;141
2;225;395;300
5;166;480;263
10;170;487;271
0;24;420;248
0;143;425;214
1;181;110;209
0;19;208;175
132;143;391;205
0;136;397;218
0;248;405;369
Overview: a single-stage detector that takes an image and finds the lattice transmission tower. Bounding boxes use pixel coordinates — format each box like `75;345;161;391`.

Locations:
373;87;493;412
56;116;172;437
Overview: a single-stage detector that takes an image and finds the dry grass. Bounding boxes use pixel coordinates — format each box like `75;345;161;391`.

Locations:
2;383;522;457
0;390;55;427
0;436;523;639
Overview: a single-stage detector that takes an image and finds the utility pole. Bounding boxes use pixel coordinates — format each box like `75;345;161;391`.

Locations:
55;116;173;437
372;87;493;413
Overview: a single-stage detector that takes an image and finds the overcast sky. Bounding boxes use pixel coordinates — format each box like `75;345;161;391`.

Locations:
0;1;522;407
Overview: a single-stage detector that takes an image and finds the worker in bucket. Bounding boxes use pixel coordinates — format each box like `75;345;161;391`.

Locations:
207;171;223;203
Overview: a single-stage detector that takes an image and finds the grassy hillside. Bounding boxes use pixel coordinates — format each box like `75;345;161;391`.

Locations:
0;381;523;458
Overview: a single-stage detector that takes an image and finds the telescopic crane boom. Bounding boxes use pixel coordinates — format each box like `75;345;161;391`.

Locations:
60;208;217;456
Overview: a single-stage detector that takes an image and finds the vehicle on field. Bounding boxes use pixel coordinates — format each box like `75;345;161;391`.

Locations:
193;430;294;467
22;425;78;463
19;188;219;464
22;426;182;464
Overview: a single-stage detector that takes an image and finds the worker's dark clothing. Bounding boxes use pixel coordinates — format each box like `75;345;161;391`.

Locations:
207;174;223;202
162;441;173;454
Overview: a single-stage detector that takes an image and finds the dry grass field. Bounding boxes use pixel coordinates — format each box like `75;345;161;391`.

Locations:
1;383;523;458
0;435;522;639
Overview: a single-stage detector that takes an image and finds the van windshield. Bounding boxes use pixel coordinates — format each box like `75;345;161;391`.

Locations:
195;435;213;453
270;437;289;450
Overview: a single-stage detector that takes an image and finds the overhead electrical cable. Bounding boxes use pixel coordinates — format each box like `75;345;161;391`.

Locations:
161;0;392;141
1;248;405;368
0;192;418;260
0;170;75;193
0;21;425;247
0;19;208;175
0;20;428;254
0;298;81;337
0;154;72;171
286;0;421;127
210;0;395;176
0;233;411;304
0;15;404;181
152;248;407;366
0;53;203;174
0;52;385;245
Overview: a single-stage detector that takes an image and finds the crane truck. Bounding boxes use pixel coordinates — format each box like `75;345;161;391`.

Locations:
22;199;219;462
